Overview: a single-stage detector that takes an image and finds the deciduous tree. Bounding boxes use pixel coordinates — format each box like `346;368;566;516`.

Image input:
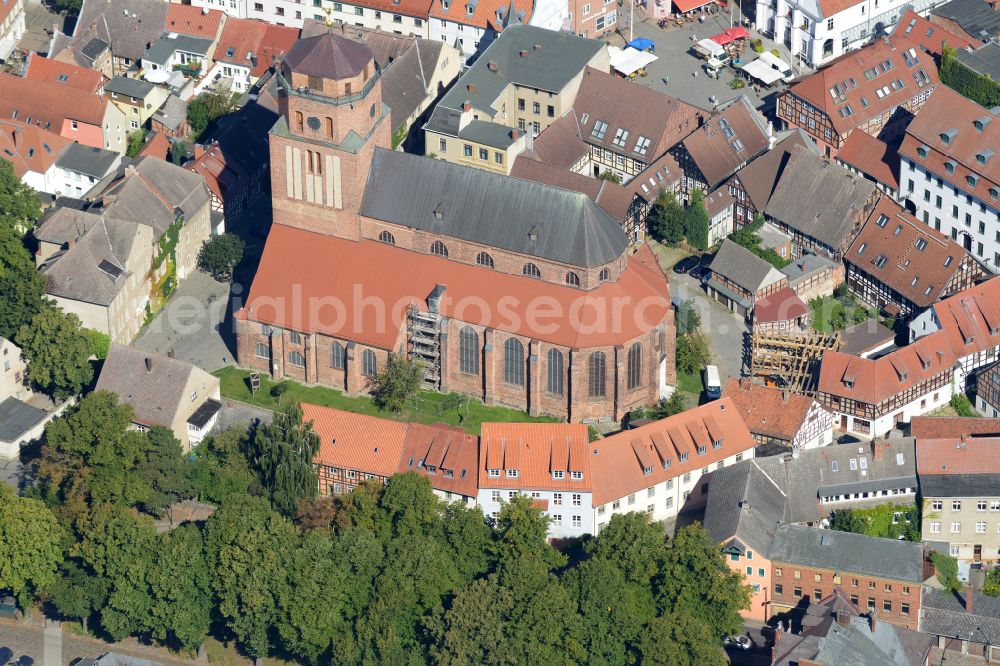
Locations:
16;307;93;398
197;233;245;281
248;403;320;515
368;355;423;412
0;484;62;612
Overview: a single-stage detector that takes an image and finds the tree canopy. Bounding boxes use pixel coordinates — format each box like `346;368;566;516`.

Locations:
15;308;94;398
369;355;423;412
197;233;245;281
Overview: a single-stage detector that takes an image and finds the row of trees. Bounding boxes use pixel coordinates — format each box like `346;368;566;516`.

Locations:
648;190;710;251
10;391;751;664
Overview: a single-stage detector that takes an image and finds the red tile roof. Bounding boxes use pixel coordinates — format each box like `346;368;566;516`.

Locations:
397;423;479;497
723;377;820;442
304;403;410;478
526;111;589;170
753;287;808;323
589;398;755;505
893;8;977;55
137;131;170;160
836;130;900;190
845;198;969;308
0;74;109;130
430;0;531;29
23;54;105;93
931;276;1000;361
785;34;939;135
215;18;299;77
187;145;242;201
351;0;433;17
0;119;71;178
817;0;864;19
256;24;300;77
682;98;770;189
0;0;21;26
241;224;671;350
479;422;591;491
899;85;999;204
916;436;1000;475
911;416;1000;440
165;4;225;39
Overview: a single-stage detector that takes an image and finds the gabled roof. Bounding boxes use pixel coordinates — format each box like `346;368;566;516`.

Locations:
846;198;969;308
784;34;939;135
521;111;589;170
187;144;244;202
681;96;769;189
0;119;70;178
23;54;104;93
64;0;169;61
892;8;978;54
709;238;786;293
769;524;924;582
703;459;787;557
34;207;102;245
931;276;1000;360
55;143;120;180
151;94;187;132
479;422;591;491
214;18;299;77
509;156;636;222
589;398;756;505
398;423;479;497
430;0;531;29
911;416;1000;439
722;378;821;442
763;146;877;250
922;587;1000;644
732;130;813;211
100;156;211;238
164;4;225;39
0;73;109;128
836;130;900;190
143;33;214;65
932;0;1000;40
359;149;628;268
284;32;373;80
105;76;155;99
304;404;410;478
572;67;703;163
95;346;206;429
0;397;49;443
917;434;1000;478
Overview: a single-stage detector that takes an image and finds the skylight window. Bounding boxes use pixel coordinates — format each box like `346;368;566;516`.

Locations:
634;136;651;155
720;118;734;138
916;238;927;251
612;127;629;148
876;214;889;227
591;120;608;140
944;255;953;267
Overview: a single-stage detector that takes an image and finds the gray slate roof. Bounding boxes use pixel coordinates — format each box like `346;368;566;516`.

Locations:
932;0;1000;41
709;238;785;292
55;143;119;180
764;147;877;251
0;397;48;443
955;43;1000;80
359;149;628;267
34;207;102;245
919;473;1000;497
105;76;155;99
101;156;211;238
95;345;198;429
769;524;924;582
703;461;787;557
41;216;139;306
430;24;603;123
780;251;839;286
921;587;1000;643
380;38;444;133
144;33;214;65
152;94;187;132
64;0;169;62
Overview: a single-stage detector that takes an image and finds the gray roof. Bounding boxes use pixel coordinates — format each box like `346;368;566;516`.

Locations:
709;238;786;292
144;33;214;66
284;32;374;80
105;76;155;99
80;38;111;62
41;216;140;306
55;143;119;180
359;149;628;268
0;397;48;443
65;0;169;62
780;251;839;285
152;94;187;132
101;156;211;238
430;25;603;121
919;473;1000;497
764;148;877;251
703;461;787;557
95;345;198;429
34;207;102;245
840;320;896;357
955;42;1000;80
932;0;1000;40
769;524;924;582
456;119;520;149
380;39;444;133
921;587;1000;643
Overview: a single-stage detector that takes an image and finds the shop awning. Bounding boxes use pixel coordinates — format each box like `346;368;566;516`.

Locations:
608;46;659;76
673;0;715;13
710;26;750;45
741;58;783;85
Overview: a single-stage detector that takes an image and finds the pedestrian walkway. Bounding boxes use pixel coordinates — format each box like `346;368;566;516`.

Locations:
42;621;60;666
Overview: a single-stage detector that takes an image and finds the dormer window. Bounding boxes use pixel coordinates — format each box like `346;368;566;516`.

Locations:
916;145;928;158
990;187;999;200
488;468;500;478
697;445;707;455
974;116;991;132
663;458;671;469
444;469;454;478
713;439;722;449
967;174;979;187
570;471;583;480
552;470;565;479
679;453;689;462
506;469;519;478
940;128;956;144
978;149;994;165
466;4;473;15
844;379;855;389
426;465;437;475
643;465;653;476
944;161;956;174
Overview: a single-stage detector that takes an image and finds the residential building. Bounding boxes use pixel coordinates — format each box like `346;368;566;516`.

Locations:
775;34;939;157
566;0;618;38
0;74;127;154
35;209;154;343
723;378;834;450
916;420;1000;561
142;32;216;79
187;143;245;228
49;143;122;199
164;4;227;42
203;17;299;94
921;580;1000;662
771;591;933;665
845;197;984;320
568;66;703;184
303;403;479;503
95;345;222;450
22;53;105;93
423;25;608;172
835;130;901;199
780;251;845;301
49;0;169;75
954;41;1000;81
841;319;898;357
237;32;675;422
150;95;190;139
0;338;28;403
0;0;24;62
706;239;793;319
769;524;924;629
298;0;433;36
0;119;72;194
898;85;1000;271
727;129;816;228
930;0;1000;44
895;7;979;55
105;77;170;131
428;0;532;59
477;422;594;537
977;360;1000;417
751;287;812;333
0;397;59;460
670;96;771;200
762;145;879;260
704;188;736;246
589;398;757;533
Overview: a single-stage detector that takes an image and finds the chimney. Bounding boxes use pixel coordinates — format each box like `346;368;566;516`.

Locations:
770;624;782;664
873;441;884;460
511;129;520;140
966;584;975;613
467;83;476;93
767;120;776;149
519;49;528;57
144;357;152;372
836;609;851;628
124;165;136;178
194;143;206;159
533;43;541;51
487;60;498;71
462;101;471;112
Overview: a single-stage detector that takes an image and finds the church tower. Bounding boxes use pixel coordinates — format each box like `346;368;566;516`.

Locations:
269;31;391;238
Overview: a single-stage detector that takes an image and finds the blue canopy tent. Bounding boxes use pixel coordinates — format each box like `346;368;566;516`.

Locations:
627;37;656;52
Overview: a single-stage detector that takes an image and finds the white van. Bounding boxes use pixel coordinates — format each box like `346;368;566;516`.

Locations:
758;51;794;82
704;365;722;400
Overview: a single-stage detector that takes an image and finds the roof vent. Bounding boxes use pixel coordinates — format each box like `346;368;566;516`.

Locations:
820;534;832;546
487;60;498;71
519;49;528;57
533;43;541;51
144;357;152;372
462;100;471;112
467;83;476;93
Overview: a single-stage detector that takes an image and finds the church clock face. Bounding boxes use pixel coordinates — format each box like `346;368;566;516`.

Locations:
307;116;321;130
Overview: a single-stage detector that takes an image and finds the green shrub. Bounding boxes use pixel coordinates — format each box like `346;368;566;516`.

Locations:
82;329;110;359
270;381;291;398
950;392;977;417
931;551;961;592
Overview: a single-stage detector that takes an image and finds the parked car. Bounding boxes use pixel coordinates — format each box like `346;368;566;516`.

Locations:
723;635;752;650
690;264;709;281
673;256;699;274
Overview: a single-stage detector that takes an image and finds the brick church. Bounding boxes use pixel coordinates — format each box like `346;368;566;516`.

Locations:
235;32;676;422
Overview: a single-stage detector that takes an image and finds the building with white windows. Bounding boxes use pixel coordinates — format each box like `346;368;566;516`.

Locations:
899;85;1000;272
428;0;531;59
0;0;25;62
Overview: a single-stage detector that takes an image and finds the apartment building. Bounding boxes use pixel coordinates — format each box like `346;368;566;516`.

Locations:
428;0;531;59
898;85;1000;271
0;120;71;195
0;0;24;62
49;0;168;75
23;53;106;93
775;33;938;157
917;421;1000;561
105;77;170;131
0;338;29;403
202;17;299;93
723;378;835;450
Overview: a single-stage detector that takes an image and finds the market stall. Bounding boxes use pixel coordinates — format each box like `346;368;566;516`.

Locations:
609;46;659;77
740;58;784;86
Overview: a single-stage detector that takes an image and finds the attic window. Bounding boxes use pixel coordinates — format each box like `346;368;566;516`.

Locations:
580;113;589;125
911;276;918;287
506;468;519;478
831;461;838;472
916;145;927;158
571;471;583;480
849;458;857;471
552;470;564;479
990;187;999;200
713;438;722;449
663;458;671;469
719;118;734;138
634;136;651;155
57;74;69;82
944;161;956;174
924;286;932;296
697;445;707;455
612;128;629;148
974;116;992;132
487;468;500;477
874;254;887;268
591;120;608;140
433;206;444;221
916;238;927;251
967;174;979;187
679;452;688;462
859;457;868;470
643;465;653;476
226;47;234;57
944;255;953;267
893;225;902;236
857;242;867;255
26;148;34;157
940;129;956;144
731;139;745;151
875;214;889;227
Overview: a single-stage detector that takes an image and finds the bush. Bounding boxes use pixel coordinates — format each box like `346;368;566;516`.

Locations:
597;171;622;184
676;333;710;376
950;392;977;417
729;78;746;89
82;329;110;359
648;192;686;246
270;381;291;398
770;49;781;57
940;45;1000;108
751;38;764;53
985;569;1000;597
125;130;149;158
931;551;961;592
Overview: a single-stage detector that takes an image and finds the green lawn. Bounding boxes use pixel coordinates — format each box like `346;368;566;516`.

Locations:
214;367;558;434
808;294;878;333
677;368;703;396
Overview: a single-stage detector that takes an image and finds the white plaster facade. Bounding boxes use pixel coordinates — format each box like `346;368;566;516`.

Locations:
478;485;596;539
0;0;25;62
0;338;28;403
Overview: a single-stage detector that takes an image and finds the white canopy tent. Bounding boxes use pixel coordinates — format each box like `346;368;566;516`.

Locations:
741;58;783;86
608;46;659;76
694;38;724;59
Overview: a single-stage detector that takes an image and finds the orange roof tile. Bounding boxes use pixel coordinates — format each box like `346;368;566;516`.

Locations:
0;73;108;129
215;18;298;77
893;8;977;55
397;422;480;497
137;131;170;160
0;119;71;178
723;378;819;442
0;0;20;27
752;287;808;324
242;225;671;350
165;4;225;39
589;398;755;505
479;422;590;491
430;0;531;29
916;436;1000;475
931;276;1000;360
256;24;300;77
911;417;1000;440
836;130;900;190
24;54;105;93
304;403;410;478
